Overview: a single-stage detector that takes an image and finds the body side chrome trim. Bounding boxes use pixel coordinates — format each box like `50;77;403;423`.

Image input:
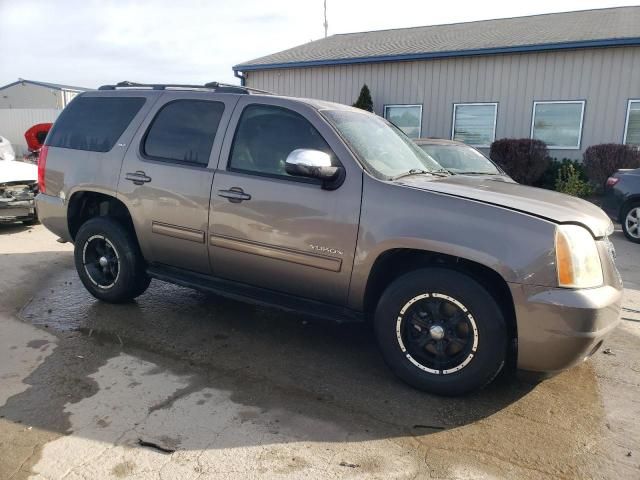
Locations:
210;234;342;272
152;221;205;243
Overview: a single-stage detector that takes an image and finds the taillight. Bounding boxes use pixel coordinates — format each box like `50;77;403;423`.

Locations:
605;176;620;188
38;145;48;194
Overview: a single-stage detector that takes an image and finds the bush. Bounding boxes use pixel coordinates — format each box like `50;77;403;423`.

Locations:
554;163;593;198
352;84;373;112
489;138;551;185
583;144;640;190
537;158;588;190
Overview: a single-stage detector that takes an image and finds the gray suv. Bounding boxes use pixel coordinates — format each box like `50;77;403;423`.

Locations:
36;82;622;395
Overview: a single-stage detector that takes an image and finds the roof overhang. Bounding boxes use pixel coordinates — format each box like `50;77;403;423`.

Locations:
233;37;640;72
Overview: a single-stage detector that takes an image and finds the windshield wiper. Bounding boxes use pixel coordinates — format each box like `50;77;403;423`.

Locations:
390;169;448;181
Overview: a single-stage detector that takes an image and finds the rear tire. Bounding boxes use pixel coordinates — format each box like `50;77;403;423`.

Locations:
74;217;150;303
374;268;507;396
621;202;640;244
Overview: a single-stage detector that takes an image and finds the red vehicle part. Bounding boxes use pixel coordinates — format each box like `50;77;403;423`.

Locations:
24;123;53;151
38;145;49;193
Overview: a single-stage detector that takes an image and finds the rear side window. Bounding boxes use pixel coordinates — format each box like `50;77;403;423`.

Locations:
143;100;225;166
47;96;145;152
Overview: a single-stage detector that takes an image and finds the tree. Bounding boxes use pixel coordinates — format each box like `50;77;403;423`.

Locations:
352;84;373;112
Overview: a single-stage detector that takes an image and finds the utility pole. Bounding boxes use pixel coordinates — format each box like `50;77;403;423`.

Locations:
323;0;328;38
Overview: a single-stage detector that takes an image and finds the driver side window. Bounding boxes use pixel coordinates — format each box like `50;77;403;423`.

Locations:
228;104;333;179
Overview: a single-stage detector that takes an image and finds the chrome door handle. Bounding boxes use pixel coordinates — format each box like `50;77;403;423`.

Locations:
125;171;152;185
218;187;251;203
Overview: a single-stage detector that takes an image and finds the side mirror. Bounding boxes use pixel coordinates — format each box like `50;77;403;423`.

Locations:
285;149;344;190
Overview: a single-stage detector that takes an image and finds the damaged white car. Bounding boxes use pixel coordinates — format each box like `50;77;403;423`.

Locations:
0;136;39;225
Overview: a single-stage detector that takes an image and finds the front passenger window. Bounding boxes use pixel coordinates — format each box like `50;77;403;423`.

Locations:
229;104;333;178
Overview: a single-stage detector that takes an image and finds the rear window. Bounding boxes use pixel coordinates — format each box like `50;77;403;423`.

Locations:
142;100;225;166
46;96;145;152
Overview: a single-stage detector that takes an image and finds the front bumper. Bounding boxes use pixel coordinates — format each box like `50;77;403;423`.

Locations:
509;282;622;372
0;200;36;223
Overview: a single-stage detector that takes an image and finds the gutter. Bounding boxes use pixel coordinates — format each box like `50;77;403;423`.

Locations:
234;70;246;86
233;37;640;72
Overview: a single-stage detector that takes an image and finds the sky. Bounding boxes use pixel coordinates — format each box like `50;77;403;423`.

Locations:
0;0;637;89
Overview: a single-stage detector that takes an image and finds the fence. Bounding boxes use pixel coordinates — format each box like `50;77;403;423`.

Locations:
0;108;61;156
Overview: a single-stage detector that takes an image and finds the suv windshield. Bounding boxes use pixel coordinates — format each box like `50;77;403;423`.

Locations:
322;109;444;179
417;143;501;175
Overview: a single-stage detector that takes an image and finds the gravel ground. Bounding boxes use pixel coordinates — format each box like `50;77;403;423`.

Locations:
0;223;638;479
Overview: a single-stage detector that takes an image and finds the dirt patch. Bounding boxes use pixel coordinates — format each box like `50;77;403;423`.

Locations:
111;460;136;478
26;339;49;349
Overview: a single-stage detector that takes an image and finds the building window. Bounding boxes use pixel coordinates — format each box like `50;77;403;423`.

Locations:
383;105;422;139
451;103;497;147
531;101;585;149
624;100;640;145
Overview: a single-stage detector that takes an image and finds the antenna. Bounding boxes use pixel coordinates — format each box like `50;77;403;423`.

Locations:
323;0;328;38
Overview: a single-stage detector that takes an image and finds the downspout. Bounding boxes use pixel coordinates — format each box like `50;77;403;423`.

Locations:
233;69;246;87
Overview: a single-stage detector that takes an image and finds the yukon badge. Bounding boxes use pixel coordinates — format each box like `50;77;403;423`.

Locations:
309;244;343;256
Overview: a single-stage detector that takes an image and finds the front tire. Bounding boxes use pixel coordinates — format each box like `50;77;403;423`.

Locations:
621;202;640;244
374;268;507;396
74;217;150;303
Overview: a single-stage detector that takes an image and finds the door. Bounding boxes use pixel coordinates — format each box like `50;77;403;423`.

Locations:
117;92;239;274
209;98;363;305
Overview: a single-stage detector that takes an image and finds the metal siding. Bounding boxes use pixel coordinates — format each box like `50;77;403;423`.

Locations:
0;108;61;155
247;46;640;159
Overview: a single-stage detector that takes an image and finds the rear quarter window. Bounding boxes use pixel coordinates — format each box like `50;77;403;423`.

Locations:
46;96;145;152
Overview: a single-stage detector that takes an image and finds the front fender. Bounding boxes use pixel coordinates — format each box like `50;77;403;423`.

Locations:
347;176;558;311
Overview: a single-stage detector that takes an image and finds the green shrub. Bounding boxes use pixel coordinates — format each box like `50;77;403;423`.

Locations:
352;84;373;112
537;158;589;190
583;143;640;190
489;138;551;185
555;163;593;198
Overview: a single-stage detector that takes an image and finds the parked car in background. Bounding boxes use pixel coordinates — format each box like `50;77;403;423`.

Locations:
0;140;39;224
37;83;621;395
603;168;640;243
0;135;16;162
414;138;514;181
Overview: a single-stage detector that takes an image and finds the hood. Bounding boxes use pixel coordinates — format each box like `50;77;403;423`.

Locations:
0;160;38;184
455;173;516;183
397;175;611;238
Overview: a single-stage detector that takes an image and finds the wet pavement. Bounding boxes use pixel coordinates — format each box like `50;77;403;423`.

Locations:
0;224;639;479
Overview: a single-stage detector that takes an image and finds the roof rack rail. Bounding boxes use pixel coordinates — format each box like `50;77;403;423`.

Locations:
97;81;272;95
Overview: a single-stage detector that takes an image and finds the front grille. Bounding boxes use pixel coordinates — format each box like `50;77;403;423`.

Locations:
0;183;36;202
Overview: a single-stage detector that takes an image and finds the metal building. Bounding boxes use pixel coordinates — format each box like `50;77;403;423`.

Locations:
234;7;640;159
0;79;88;155
0;79;87;109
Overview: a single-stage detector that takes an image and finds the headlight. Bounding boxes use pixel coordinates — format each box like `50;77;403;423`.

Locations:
555;225;603;288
